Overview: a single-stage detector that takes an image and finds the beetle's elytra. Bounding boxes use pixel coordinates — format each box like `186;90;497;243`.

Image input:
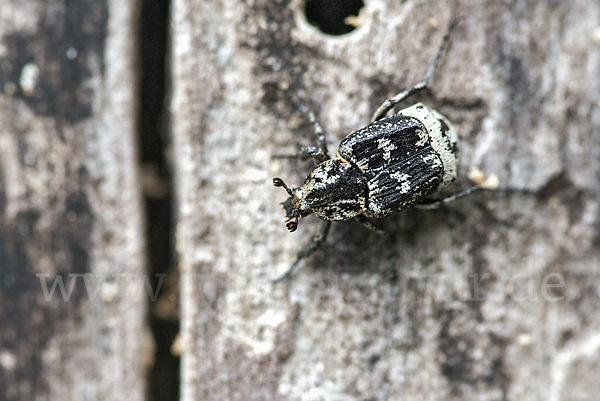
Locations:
272;18;508;282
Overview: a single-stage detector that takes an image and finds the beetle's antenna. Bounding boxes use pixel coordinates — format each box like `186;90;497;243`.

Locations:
273;177;293;196
285;217;299;232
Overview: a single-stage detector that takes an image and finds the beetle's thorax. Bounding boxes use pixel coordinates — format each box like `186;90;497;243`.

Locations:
300;158;367;221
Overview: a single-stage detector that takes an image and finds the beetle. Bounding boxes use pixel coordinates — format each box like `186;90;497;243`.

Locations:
272;18;510;282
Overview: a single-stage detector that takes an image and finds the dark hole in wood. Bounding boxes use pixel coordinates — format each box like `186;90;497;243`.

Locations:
305;0;365;35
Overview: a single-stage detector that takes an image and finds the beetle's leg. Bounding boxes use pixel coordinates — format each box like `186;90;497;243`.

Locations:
294;103;331;160
415;185;539;209
371;17;458;122
354;214;384;234
273;146;328;165
415;185;482;209
273;101;331;165
273;220;332;283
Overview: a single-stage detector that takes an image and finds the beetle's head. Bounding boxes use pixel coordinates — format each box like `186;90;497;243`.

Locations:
273;177;310;232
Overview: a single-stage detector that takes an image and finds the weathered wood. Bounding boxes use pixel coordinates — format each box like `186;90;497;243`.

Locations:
0;0;147;400
172;0;600;400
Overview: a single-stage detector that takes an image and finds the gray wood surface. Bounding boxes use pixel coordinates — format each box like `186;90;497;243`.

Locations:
0;1;147;400
172;0;600;400
3;0;600;400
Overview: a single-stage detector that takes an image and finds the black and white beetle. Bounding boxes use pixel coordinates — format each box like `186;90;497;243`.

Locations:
273;19;521;282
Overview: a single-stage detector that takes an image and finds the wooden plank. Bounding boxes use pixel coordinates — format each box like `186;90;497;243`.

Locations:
172;0;600;399
0;0;147;400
